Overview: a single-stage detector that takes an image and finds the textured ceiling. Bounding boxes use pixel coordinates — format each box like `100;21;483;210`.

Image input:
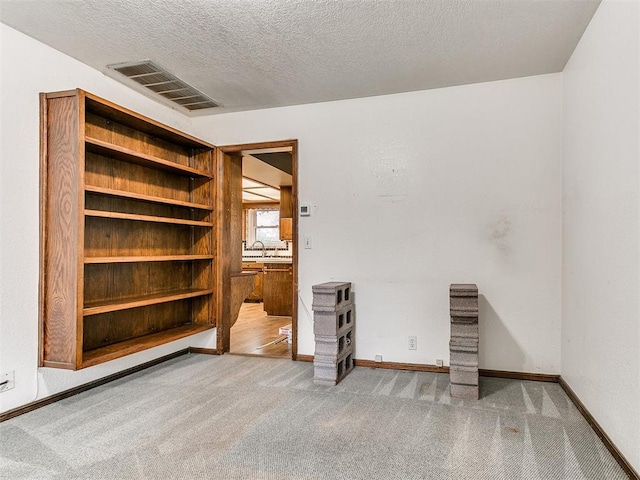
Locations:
0;0;600;115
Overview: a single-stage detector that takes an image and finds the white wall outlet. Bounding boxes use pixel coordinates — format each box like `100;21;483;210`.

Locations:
300;204;311;216
374;355;383;363
0;370;15;393
436;359;444;367
408;336;417;350
304;237;312;249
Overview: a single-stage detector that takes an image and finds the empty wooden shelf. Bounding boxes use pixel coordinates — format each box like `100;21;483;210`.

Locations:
85;136;213;178
40;89;217;369
81;324;213;368
84;185;214;210
83;288;214;316
84;255;215;264
84;209;214;227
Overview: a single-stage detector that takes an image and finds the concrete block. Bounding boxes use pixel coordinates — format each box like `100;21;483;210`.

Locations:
450;315;478;324
313;363;338;385
450;295;478;313
314;350;354;386
312;282;353;311
313;306;355;336
449;338;478;352
450;284;478;297
314;341;353;364
450;307;478;317
450;309;479;320
449;367;479;386
314;337;339;358
450;383;479;400
450;350;478;367
314;328;353;358
451;323;479;339
450;295;478;308
313;282;355;386
449;283;479;399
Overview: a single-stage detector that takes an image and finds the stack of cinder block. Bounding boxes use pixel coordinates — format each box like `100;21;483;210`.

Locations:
449;284;479;400
312;282;354;386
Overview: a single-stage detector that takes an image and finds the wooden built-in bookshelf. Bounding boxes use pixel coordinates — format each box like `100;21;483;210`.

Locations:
40;89;217;369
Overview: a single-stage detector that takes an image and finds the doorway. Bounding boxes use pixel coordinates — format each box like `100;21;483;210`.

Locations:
216;140;298;360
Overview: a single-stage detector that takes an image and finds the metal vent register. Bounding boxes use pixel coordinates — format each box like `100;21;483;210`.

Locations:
107;60;220;111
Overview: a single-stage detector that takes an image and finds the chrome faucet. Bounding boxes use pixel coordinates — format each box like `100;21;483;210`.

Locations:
250;240;266;257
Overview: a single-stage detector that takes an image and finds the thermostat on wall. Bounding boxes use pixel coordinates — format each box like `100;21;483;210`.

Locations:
300;204;311;216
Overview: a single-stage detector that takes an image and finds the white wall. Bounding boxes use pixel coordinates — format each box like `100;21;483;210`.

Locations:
0;25;216;414
192;74;563;373
562;0;640;470
0;23;563;415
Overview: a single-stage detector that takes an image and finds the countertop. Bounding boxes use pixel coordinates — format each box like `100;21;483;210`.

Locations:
242;257;292;264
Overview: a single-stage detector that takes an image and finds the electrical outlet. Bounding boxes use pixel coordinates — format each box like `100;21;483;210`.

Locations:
0;371;15;393
374;355;383;363
408;336;417;350
304;237;312;249
436;359;443;368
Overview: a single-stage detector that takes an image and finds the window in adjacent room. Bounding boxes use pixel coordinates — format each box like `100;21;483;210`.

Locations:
246;208;286;246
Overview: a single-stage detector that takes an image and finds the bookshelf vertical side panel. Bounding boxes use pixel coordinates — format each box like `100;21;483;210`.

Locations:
39;94;48;367
215;150;232;351
76;91;86;369
40;94;81;369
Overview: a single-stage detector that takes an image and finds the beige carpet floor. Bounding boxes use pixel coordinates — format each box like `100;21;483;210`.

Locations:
0;353;628;479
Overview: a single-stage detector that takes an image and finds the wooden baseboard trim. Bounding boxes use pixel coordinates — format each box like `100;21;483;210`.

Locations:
354;359;450;373
0;349;189;423
297;355;560;381
559;378;638;480
479;369;560;383
188;347;219;355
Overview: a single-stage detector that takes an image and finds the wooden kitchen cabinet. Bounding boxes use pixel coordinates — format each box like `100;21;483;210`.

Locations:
279;186;292;217
279;186;293;241
263;263;293;316
279;218;292;241
242;262;264;302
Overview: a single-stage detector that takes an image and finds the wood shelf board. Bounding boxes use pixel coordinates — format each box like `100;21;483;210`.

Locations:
81;324;213;368
85;209;213;227
85;185;213;211
85;255;214;264
83;288;213;316
84;92;216;150
85;137;212;178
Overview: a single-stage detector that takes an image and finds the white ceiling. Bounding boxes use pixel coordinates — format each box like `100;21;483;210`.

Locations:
0;0;600;115
243;154;292;191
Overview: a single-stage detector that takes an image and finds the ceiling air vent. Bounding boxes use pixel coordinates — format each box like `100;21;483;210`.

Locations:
107;60;220;111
